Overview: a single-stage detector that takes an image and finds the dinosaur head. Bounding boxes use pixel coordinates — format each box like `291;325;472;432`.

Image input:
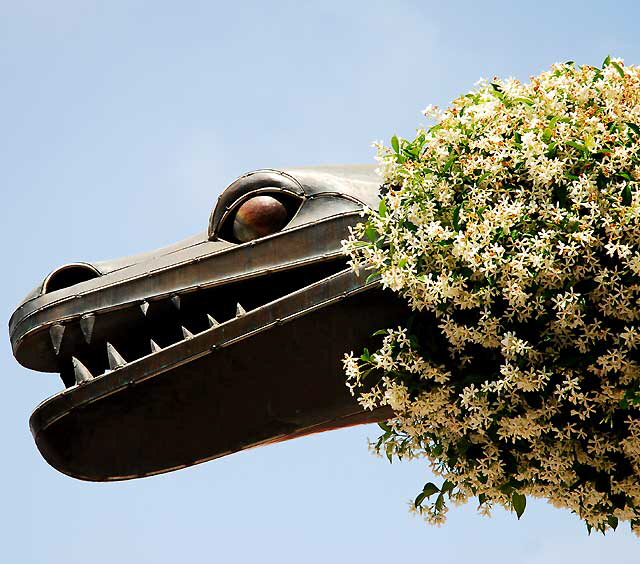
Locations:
9;165;407;481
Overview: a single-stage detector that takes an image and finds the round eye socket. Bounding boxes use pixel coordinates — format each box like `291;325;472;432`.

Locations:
232;195;289;242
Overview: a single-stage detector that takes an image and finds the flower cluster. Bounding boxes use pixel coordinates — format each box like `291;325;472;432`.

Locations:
342;58;640;534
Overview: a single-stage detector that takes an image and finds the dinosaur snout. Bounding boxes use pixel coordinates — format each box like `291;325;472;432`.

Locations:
8;164;404;480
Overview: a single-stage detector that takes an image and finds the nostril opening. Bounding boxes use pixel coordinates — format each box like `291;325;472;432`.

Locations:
43;263;100;293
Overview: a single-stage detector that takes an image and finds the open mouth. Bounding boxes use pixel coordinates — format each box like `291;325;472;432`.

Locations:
48;257;351;388
25;260;403;482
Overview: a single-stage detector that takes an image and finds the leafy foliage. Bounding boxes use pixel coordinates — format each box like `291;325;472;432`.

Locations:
343;58;640;534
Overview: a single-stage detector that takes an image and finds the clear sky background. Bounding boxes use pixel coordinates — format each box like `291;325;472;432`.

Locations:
2;1;640;562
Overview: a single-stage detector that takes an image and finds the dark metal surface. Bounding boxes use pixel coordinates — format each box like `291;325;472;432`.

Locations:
9;165;408;481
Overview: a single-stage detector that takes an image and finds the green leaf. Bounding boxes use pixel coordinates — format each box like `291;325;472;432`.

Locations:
422;482;440;498
372;329;388;336
603;55;611;67
434;493;445;512
543;116;559;142
607;515;619;531
365;272;380;283
415;482;440;508
391;135;400;154
365;225;377;242
622;184;632;205
627;122;640;136
567;140;588;154
442;154;457;173
499;483;514;495
378;198;387;218
512;492;526;519
546;141;558;158
440;479;455;496
378;421;392;432
611;61;625;78
398;257;408;268
414;491;428;508
452;204;462;231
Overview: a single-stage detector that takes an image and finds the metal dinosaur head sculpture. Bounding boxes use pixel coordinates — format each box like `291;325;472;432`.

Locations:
9;165;408;481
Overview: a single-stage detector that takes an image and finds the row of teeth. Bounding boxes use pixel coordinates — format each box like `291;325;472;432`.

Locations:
50;298;249;387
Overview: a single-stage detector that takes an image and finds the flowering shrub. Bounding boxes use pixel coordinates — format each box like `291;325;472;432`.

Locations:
342;58;640;534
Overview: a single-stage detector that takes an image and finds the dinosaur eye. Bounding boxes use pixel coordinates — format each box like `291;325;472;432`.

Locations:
231;195;290;242
214;187;303;243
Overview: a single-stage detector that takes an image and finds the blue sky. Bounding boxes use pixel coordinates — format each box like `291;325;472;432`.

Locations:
2;1;640;561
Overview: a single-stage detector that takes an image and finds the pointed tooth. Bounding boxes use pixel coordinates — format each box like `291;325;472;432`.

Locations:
207;314;219;328
106;342;126;370
181;326;194;339
171;294;181;310
150;339;162;353
236;302;246;317
80;314;95;344
50;324;65;355
72;357;93;385
140;300;150;316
